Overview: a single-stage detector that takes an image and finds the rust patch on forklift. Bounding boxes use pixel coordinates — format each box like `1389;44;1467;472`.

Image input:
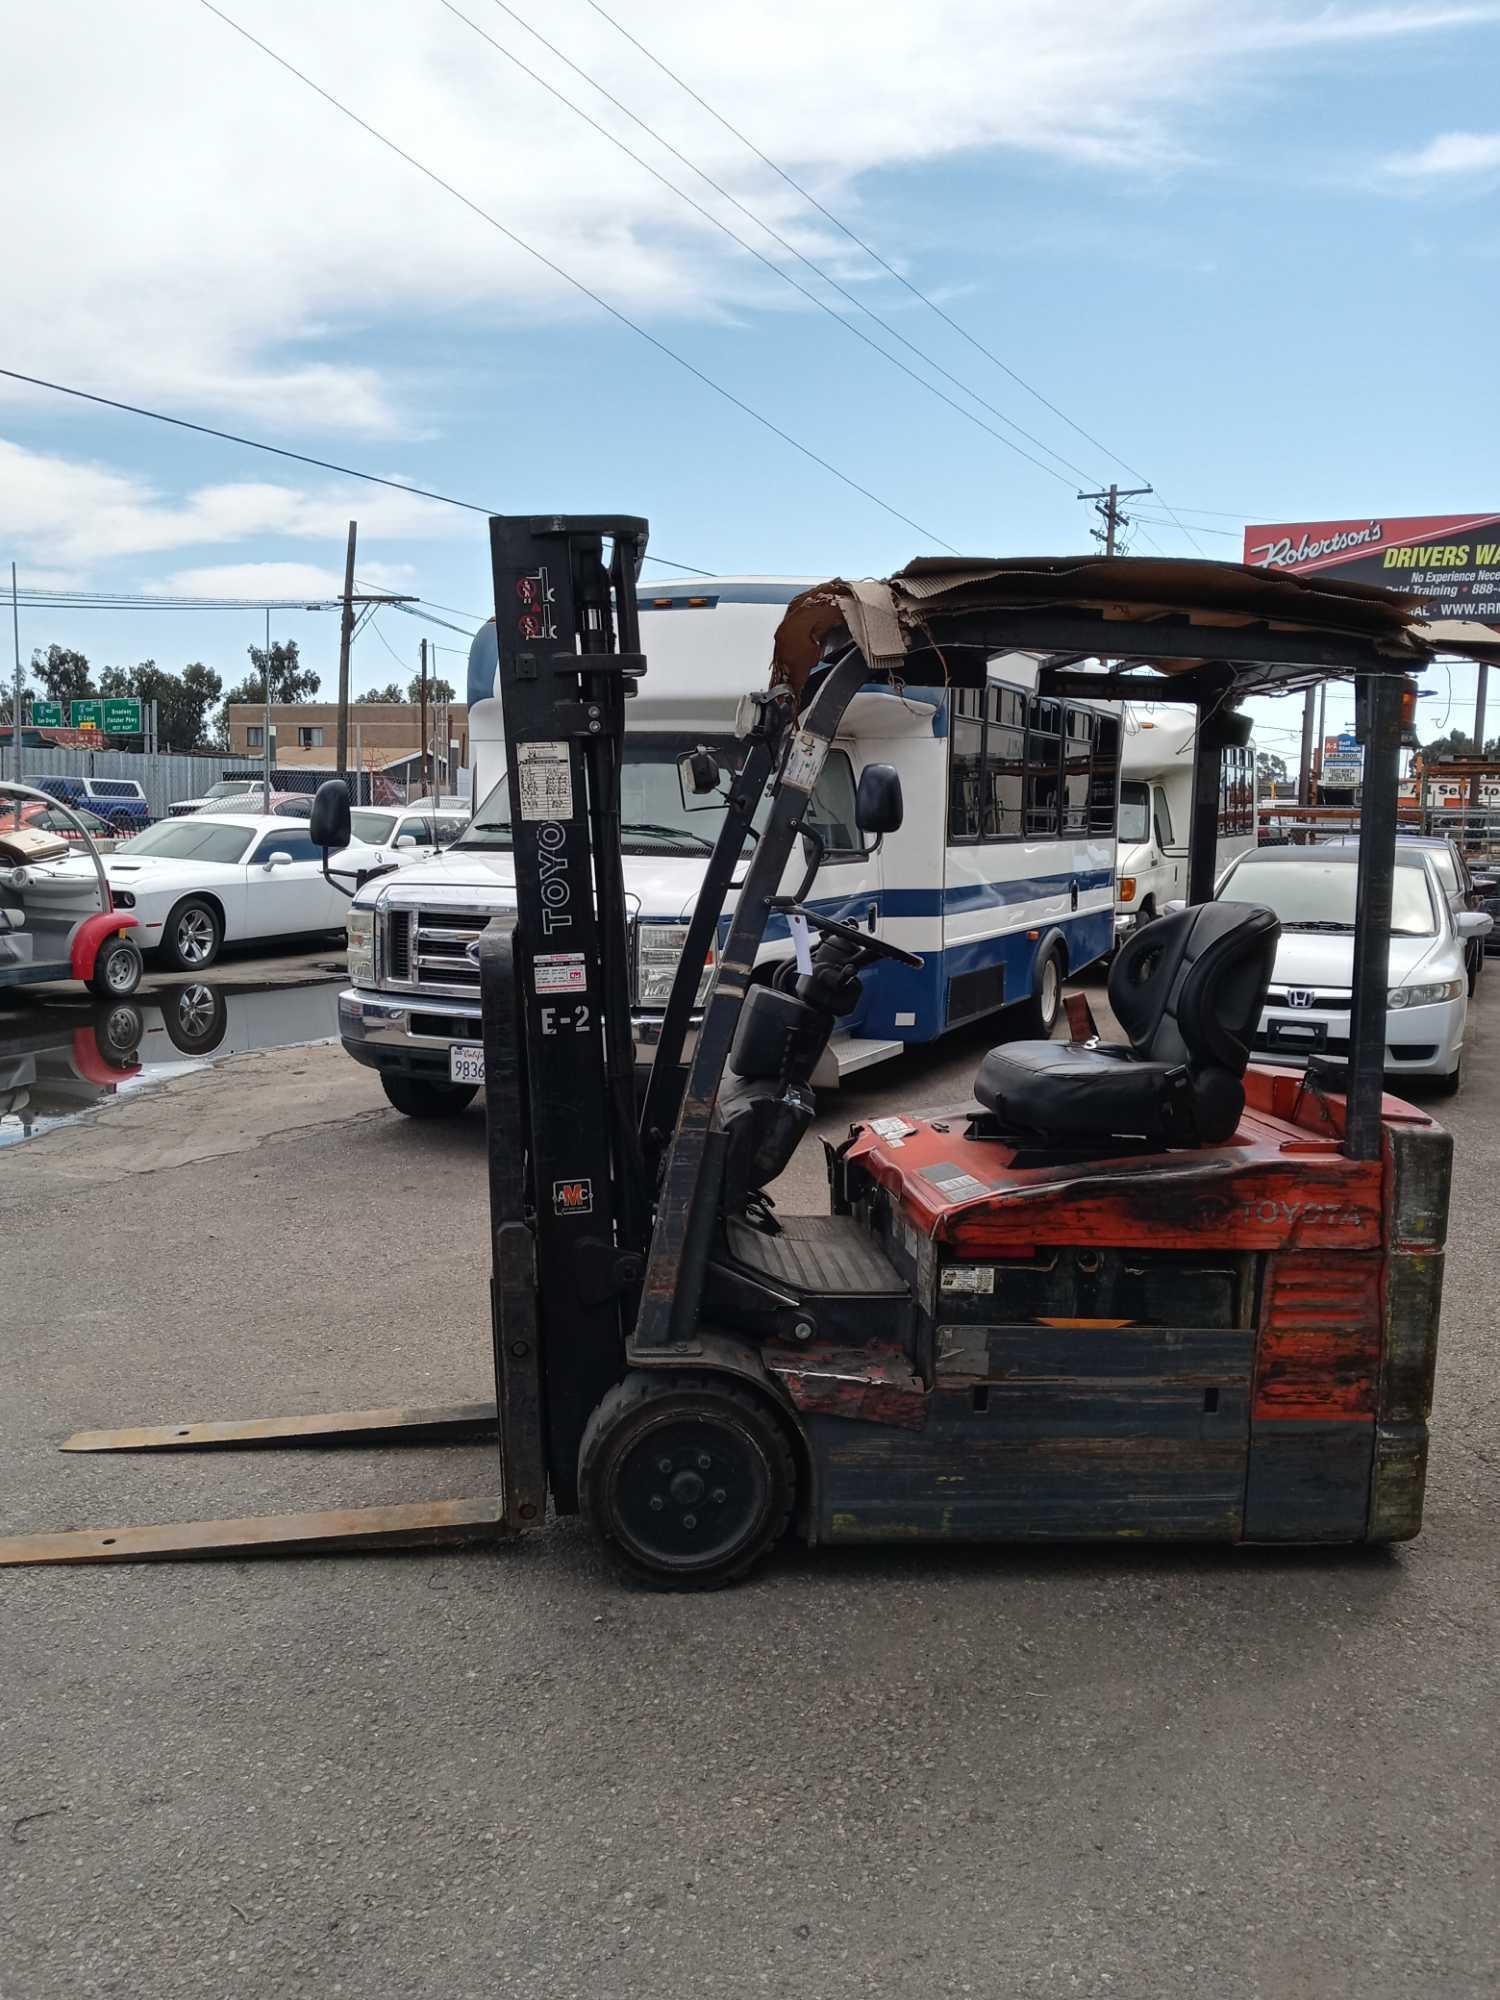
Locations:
767;1342;927;1431
1253;1251;1382;1420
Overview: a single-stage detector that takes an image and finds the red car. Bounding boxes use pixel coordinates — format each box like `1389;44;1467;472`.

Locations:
3;799;127;853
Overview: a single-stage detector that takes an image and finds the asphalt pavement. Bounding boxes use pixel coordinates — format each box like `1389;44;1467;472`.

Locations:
1;977;1496;1998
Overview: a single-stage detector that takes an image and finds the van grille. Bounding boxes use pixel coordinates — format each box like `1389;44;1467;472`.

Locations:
386;908;413;983
402;909;488;995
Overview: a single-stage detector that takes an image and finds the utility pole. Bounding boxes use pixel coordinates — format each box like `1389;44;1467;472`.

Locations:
1467;663;1490;830
1077;483;1153;557
262;607;273;813
419;637;430;800
1299;686;1317;808
336;520;357;782
1315;681;1328;794
10;562;22;787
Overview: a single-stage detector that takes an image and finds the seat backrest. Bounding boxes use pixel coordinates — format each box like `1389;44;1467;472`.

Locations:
1108;902;1279;1076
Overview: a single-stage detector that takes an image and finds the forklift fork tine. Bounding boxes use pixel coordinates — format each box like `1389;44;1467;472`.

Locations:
0;1497;507;1567
59;1402;498;1453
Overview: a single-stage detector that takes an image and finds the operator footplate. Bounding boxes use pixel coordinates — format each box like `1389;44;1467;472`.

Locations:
724;1213;905;1296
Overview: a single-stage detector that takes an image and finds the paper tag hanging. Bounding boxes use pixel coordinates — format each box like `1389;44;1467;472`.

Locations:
788;911;814;977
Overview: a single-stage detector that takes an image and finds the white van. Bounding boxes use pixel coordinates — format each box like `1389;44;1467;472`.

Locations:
337;579;1123;1115
1114;708;1258;940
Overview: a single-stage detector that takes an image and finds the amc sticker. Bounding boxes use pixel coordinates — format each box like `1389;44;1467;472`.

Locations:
535;953;588;994
552;1177;593;1216
517;741;574;822
940;1266;996;1295
781;729;828;797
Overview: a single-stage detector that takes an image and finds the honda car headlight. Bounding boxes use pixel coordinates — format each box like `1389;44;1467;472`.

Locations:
635;923;715;1008
346;905;376;984
1388;978;1464;1008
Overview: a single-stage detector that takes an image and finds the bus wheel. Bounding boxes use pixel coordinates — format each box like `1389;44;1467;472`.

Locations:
1019;943;1064;1038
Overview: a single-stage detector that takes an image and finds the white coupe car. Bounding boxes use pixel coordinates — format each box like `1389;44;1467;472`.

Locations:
73;814;418;968
1215;843;1491;1095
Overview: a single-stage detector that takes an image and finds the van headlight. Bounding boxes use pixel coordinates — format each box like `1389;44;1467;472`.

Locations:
635;923;715;1008
347;906;376;983
1388;978;1464;1008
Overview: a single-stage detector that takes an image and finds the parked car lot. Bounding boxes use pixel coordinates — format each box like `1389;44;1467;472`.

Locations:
56;813;412;969
33;773;151;830
1323;831;1490;991
1216;842;1490;1092
2;798;127;852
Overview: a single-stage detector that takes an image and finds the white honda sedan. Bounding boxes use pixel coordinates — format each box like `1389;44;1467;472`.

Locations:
1215;844;1491;1095
79;814;410;969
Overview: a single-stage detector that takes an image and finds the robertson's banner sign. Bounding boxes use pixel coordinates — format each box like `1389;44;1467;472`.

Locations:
1243;512;1500;629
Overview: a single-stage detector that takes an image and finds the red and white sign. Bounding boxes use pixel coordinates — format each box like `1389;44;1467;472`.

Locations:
1243;512;1500;629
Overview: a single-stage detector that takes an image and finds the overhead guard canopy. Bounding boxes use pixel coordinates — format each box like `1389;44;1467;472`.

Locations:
771;554;1437;704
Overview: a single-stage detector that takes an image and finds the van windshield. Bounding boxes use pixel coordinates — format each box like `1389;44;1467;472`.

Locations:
457;735;743;855
1118;782;1149;844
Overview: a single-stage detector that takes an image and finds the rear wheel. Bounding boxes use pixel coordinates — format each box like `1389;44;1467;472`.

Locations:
1017;942;1064;1039
379;1072;477;1119
86;935;142;999
579;1371;796;1590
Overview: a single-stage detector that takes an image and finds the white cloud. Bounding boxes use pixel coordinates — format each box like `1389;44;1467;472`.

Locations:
0;437;466;566
4;0;1491;439
1383;130;1500;178
147;560;414;599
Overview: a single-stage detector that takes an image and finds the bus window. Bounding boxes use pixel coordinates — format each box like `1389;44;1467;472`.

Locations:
1089;713;1121;834
948;689;985;843
984;686;1025;840
1062;706;1093;833
1025;697;1062;837
804;750;862;858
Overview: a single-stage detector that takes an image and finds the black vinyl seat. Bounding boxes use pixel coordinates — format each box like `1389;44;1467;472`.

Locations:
974;902;1280;1148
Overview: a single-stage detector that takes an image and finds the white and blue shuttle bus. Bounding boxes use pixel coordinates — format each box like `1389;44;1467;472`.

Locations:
461;577;1120;1072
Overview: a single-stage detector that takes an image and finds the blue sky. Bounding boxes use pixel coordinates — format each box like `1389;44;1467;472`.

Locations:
3;0;1499;759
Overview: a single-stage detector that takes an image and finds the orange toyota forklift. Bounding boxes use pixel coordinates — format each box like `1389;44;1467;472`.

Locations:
0;523;1451;1586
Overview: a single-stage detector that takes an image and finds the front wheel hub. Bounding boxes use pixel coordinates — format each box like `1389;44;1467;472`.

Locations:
609;1414;772;1572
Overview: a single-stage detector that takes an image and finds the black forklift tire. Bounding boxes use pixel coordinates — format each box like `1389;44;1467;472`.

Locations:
86;935;143;1000
1017;939;1065;1039
579;1371;796;1591
379;1073;478;1119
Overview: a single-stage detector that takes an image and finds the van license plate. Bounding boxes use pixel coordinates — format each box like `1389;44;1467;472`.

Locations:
450;1044;485;1086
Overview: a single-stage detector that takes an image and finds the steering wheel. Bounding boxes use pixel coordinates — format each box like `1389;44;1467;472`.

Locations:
787;904;924;969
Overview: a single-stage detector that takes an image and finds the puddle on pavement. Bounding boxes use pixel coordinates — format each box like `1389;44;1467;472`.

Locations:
0;979;342;1147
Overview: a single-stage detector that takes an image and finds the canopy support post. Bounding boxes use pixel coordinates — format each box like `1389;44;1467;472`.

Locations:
1345;675;1404;1161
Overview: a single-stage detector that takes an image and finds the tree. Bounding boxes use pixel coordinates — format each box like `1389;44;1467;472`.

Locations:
30;645;94;707
221;638;320;710
97;659;223;750
356;682;405;704
1256;750;1288;787
409;673;455;704
1422;727;1500;761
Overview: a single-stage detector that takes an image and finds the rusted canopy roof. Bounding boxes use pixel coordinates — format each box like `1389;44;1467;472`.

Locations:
771;554;1435;696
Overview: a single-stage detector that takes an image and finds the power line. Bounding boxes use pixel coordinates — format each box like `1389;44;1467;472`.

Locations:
0;366;715;577
576;0;1131;480
574;0;1214;558
453;0;1091;489
195;0;959;555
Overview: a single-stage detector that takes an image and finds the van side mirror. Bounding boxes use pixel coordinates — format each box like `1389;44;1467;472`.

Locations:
309;780;351;853
855;763;903;836
677;747;724;809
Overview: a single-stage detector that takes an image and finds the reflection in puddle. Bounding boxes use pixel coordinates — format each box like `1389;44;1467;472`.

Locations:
0;981;342;1145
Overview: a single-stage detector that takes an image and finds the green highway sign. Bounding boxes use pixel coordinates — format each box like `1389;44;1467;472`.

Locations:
30;700;62;727
70;698;104;731
102;698;143;735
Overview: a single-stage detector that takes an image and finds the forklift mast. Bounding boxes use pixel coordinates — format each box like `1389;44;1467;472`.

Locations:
482;514;649;1512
